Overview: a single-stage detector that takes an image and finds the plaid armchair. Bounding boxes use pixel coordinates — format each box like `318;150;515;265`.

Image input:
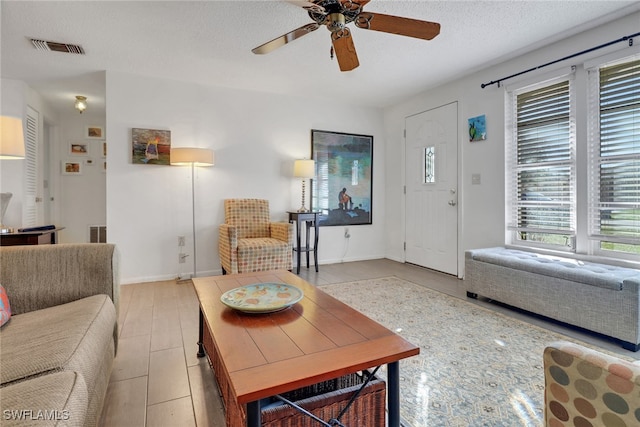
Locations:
543;341;640;427
218;199;294;274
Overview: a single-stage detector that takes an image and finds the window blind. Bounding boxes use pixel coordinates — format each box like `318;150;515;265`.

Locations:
23;108;38;227
589;58;640;251
312;151;329;211
508;80;576;247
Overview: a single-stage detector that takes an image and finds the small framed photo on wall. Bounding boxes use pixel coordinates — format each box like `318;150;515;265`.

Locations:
69;141;89;156
62;160;83;175
86;125;104;139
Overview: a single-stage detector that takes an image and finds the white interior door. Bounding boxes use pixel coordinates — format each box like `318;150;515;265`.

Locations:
405;102;458;275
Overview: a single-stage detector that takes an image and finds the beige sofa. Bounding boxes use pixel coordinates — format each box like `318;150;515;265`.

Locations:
0;244;119;427
543;341;640;426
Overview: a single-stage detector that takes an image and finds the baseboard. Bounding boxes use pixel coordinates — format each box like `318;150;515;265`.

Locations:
317;254;385;265
120;268;223;285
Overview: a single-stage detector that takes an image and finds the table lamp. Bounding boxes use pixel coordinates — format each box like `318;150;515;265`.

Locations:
0;116;26;233
294;159;315;212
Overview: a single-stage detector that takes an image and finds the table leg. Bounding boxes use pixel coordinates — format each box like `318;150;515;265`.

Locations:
295;218;302;274
305;220;311;269
197;309;205;358
388;361;400;427
313;217;319;272
247;400;261;427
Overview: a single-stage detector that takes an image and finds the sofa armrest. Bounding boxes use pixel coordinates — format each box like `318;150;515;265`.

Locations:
270;222;294;246
543;341;640;426
0;243;119;316
219;224;238;274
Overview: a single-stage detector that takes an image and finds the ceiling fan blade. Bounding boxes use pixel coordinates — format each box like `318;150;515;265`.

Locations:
252;23;320;55
332;30;359;72
355;12;440;40
286;1;325;13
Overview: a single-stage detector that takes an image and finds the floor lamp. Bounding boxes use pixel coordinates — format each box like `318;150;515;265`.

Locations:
0;116;26;233
170;147;214;278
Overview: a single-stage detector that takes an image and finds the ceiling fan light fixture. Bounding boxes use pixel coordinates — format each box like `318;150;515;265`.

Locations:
74;96;87;114
327;13;346;32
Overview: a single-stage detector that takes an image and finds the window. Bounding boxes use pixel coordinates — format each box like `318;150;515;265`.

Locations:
507;79;576;249
588;58;640;256
423;146;435;184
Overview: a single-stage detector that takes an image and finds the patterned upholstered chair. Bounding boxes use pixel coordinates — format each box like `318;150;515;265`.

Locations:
218;199;294;274
543;341;640;427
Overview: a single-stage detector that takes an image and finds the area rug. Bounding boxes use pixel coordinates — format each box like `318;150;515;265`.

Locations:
318;276;620;427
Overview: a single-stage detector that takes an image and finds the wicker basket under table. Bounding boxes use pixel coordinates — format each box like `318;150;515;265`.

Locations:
203;319;387;427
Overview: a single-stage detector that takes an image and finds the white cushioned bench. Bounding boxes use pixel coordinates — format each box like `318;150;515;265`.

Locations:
465;247;640;351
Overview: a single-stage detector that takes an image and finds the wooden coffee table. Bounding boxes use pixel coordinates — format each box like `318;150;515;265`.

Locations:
193;270;419;427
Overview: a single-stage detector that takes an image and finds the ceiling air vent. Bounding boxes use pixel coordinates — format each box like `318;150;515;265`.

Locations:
30;38;85;55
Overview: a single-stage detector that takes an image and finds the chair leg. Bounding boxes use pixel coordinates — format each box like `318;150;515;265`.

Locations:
221;266;227;275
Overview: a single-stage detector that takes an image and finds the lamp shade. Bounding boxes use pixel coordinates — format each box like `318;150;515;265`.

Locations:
293;159;315;179
170;147;214;166
0;116;25;159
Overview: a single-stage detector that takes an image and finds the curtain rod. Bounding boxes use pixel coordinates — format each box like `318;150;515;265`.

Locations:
481;32;639;89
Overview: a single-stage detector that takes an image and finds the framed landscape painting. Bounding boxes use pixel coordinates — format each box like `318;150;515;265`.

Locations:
131;128;171;165
310;129;373;226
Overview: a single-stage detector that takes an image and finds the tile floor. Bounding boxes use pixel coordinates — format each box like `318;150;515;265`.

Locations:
98;259;637;426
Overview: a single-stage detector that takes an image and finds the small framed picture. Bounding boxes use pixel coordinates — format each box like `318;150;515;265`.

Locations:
131;128;171;165
468;115;487;142
62;160;83;175
86;125;104;139
69;141;89;156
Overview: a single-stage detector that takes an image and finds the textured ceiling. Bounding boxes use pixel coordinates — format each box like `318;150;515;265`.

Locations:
2;0;639;114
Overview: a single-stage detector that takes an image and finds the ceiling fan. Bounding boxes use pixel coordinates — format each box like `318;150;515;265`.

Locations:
252;0;441;72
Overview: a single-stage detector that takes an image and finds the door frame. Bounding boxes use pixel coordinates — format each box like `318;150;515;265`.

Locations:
403;101;464;278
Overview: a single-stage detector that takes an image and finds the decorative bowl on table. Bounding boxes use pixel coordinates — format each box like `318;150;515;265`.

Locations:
220;283;303;314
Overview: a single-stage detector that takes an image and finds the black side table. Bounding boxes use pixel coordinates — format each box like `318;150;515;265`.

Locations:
287;211;320;274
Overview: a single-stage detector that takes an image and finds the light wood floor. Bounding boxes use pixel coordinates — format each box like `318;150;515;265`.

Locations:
98;259;637;427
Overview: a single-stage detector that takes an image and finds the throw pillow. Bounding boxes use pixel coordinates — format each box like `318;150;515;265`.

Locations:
0;285;11;327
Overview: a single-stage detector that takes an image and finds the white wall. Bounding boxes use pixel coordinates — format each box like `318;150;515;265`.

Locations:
383;12;640;276
0;79;27;228
56;110;106;243
106;72;385;284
